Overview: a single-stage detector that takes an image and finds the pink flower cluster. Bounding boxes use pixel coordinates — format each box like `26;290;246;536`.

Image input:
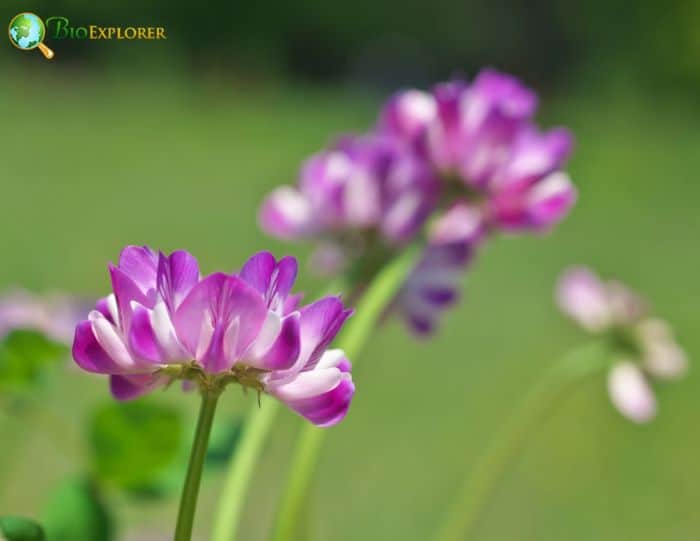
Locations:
260;69;577;335
557;267;688;423
72;246;354;427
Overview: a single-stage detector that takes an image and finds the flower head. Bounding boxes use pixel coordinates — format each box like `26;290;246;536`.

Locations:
260;135;439;257
72;246;354;427
379;69;577;234
260;68;577;337
557;267;688;423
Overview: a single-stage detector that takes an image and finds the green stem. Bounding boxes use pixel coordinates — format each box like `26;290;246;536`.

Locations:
271;243;422;541
210;396;279;541
174;390;220;541
432;340;610;541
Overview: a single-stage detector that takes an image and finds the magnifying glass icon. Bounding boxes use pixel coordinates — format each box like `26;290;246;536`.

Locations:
8;13;55;60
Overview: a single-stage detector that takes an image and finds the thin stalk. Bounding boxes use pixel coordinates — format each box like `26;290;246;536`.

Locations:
432;340;610;541
271;243;422;541
174;390;220;541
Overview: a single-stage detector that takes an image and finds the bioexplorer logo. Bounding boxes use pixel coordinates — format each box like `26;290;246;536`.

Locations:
8;12;167;60
8;13;54;59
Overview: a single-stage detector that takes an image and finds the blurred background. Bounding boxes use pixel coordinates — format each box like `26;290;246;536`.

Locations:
1;0;699;539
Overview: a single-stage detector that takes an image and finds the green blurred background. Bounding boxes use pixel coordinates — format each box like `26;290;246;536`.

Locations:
1;0;699;539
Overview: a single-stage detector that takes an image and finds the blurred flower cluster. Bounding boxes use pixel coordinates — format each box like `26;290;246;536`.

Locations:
0;289;89;345
72;246;354;427
557;267;688;423
260;69;577;334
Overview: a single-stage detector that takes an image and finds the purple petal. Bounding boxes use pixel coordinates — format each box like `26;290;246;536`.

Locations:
315;349;351;373
556;267;612;331
109;265;155;330
282;293;304;315
157;250;200;311
110;373;165;401
378;89;437;144
466;69;537;124
427;81;469;171
456;71;537;186
95;295;116;325
429;202;486;246
259;187;314;239
73;319;133;374
523;172;577;229
117;246;159;292
298;297;353;369
490;172;577;231
128;305;161;362
248;312;300;370
174;273;268;373
299;151;350;214
240;252;298;313
493;127;574;191
239;252;276;295
268;368;355;427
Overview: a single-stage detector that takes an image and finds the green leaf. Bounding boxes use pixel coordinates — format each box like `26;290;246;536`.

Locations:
0;330;67;391
41;478;112;541
0;516;46;541
88;399;183;492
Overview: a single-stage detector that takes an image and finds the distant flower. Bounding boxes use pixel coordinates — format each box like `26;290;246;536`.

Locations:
557;267;688;423
260;68;577;337
0;289;89;344
72;246;354;427
260;134;439;269
379;69;577;234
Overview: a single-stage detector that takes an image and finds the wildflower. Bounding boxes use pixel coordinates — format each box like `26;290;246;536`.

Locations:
557;267;687;423
72;247;354;427
260;68;577;337
260;134;439;272
379;69;577;234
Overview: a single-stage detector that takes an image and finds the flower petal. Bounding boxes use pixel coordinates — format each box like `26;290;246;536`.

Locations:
240;252;298;313
259;187;314;239
249;312;301;370
157;250;200;311
117;246;159;293
267;368;355;427
174;273;268;373
378;89;437;143
556;267;612;332
607;362;657;423
297;296;353;370
110;373;165;401
73;320;116;374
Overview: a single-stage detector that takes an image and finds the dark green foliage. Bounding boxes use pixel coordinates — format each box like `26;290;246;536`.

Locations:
0;516;46;541
0;331;66;391
88;400;183;492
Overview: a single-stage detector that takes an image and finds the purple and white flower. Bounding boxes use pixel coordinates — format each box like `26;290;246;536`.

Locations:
72;246;354;427
260;68;578;337
557;267;688;423
379;69;577;235
260;134;439;271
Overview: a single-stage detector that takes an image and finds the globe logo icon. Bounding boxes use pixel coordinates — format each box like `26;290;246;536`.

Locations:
8;12;54;59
